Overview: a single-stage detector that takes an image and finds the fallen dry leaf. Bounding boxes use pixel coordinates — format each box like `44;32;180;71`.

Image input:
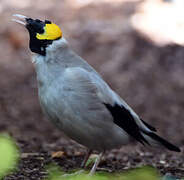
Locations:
51;151;65;158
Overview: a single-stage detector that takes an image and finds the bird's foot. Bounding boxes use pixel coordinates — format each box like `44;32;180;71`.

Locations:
96;167;113;173
89;152;104;176
61;170;84;177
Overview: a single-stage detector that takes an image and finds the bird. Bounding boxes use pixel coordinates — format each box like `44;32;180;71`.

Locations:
12;14;180;175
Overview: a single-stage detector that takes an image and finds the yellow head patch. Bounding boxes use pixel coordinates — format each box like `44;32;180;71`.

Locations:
36;23;62;40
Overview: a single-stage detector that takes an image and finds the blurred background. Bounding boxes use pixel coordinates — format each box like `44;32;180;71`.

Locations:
0;0;184;172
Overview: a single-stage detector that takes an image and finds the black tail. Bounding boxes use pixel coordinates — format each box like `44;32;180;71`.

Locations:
144;132;180;152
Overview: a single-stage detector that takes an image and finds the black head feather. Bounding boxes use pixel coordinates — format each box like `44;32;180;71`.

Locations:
25;18;53;56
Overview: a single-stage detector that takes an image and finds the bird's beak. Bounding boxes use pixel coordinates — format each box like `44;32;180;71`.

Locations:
12;14;28;26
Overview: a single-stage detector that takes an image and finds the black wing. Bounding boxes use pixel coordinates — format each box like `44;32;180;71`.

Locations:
140;118;157;132
104;103;149;145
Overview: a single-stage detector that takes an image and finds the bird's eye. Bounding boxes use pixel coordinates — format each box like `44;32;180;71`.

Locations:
26;18;45;33
33;21;44;33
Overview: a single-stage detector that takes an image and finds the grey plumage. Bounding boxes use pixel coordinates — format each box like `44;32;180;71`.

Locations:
35;39;130;151
12;14;180;175
33;38;180;152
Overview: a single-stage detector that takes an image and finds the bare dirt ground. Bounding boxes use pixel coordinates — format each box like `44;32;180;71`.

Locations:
0;0;184;179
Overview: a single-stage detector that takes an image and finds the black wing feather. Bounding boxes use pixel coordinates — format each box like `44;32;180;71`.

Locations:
140;118;157;132
104;103;149;145
143;131;180;152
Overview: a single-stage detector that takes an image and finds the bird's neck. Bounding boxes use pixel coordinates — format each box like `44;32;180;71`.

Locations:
32;38;69;64
46;37;68;53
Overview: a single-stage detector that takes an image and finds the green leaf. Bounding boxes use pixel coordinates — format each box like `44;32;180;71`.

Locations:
0;134;20;179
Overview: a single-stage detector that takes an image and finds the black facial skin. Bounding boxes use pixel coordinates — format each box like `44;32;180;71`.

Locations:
25;18;53;56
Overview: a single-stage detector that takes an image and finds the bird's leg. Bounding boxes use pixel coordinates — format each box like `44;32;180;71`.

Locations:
81;149;92;168
89;151;104;176
61;170;84;178
61;149;92;178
